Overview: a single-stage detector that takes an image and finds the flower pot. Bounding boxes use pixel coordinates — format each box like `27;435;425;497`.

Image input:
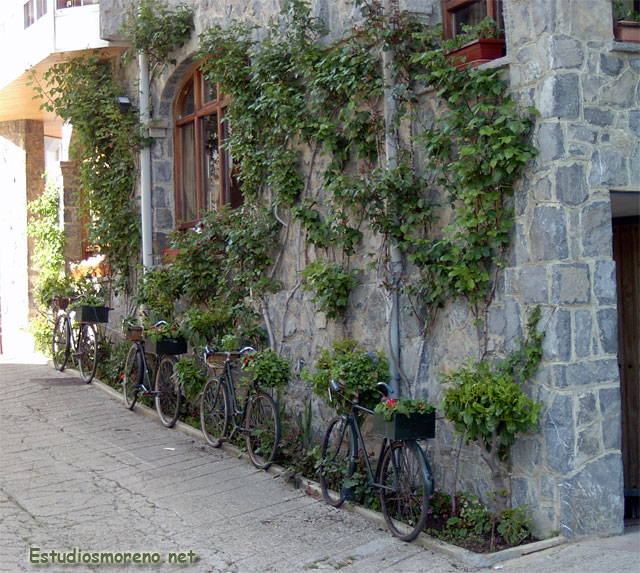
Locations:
372;411;436;440
614;21;640;43
125;326;144;342
76;305;110;324
147;336;187;355
446;38;506;69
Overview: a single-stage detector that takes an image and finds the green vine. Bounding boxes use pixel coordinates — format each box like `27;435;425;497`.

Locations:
301;259;360;319
31;53;143;293
121;0;194;74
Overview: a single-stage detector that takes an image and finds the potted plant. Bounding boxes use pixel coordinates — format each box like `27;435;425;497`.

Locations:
304;339;390;413
373;396;436;440
173;356;208;401
145;321;187;355
69;269;110;324
241;349;291;390
613;1;640;42
444;17;506;69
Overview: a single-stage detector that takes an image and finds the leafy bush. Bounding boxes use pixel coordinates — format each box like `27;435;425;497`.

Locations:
242;350;291;389
305;339;389;412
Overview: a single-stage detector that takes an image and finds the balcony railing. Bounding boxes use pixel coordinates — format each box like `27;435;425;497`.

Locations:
56;0;99;8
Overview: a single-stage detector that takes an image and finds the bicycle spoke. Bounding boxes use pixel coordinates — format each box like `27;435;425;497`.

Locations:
245;392;280;470
319;417;356;507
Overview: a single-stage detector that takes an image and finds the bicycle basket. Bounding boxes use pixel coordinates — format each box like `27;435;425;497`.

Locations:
125;326;144;341
52;295;70;311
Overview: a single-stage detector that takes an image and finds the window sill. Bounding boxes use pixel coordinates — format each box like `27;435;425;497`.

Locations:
608;40;640;53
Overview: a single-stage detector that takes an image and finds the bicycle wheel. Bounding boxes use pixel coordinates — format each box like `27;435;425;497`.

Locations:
245;391;280;470
319;416;356;507
200;377;230;447
52;315;70;371
122;345;142;410
379;440;432;542
154;355;182;428
78;324;98;383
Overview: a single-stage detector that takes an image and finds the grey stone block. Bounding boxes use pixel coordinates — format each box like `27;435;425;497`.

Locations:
581;202;614;258
568;124;597;144
555;358;620;388
574;310;593;358
558;454;624;538
596;307;619;355
536;122;565;162
584;107;613;127
521;265;549;304
599;387;622;450
544;393;575;473
556;163;588;205
600;53;624;76
594;260;618;305
551;263;590;305
630;109;640;137
530;206;569;262
577;391;598;427
542;308;571;361
551;35;584;69
539;74;580;118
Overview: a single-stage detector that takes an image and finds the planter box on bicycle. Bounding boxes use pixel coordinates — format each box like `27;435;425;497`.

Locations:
146;336;188;355
76;305;110;324
372;411;436;441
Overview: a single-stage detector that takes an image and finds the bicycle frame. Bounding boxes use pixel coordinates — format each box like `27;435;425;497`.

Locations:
217;352;257;434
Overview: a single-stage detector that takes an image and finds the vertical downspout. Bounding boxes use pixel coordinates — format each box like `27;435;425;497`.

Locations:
383;0;402;394
139;51;153;269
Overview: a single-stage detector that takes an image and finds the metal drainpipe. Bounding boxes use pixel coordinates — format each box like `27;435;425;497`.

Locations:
139;51;153;269
383;0;402;395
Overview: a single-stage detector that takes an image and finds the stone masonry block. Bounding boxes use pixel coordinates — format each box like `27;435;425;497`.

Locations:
574;310;593;358
544;393;575;473
554;358;619;389
593;260;617;305
536;122;565;162
558;454;624;538
542;308;571;361
521;265;549;304
530;206;569;261
556;163;589;205
599;387;622;450
581;202;614;258
551;263;590;305
596;307;618;355
539;74;580;119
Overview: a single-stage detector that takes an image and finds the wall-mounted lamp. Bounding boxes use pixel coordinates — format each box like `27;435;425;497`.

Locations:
116;95;132;113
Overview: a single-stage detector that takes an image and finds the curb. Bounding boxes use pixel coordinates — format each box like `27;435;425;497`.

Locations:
86;370;566;567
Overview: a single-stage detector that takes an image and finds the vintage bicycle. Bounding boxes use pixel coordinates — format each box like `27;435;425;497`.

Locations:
199;346;281;470
121;322;183;428
318;380;434;542
51;296;102;383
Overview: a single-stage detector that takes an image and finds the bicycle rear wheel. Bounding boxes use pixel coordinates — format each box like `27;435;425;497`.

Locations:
200;377;230;447
122;345;142;410
245;391;280;470
78;324;98;383
319;416;356;507
154;355;182;428
379;440;432;542
52;315;70;371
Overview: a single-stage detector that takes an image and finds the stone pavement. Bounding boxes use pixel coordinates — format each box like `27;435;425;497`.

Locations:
0;354;638;573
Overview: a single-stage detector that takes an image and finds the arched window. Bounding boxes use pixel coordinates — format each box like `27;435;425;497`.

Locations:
174;67;241;227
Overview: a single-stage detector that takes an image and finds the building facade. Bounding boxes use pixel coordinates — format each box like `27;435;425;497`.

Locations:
2;0;638;541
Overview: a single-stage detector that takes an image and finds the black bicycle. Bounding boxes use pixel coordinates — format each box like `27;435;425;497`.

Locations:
121;322;182;428
200;347;281;470
51;296;99;383
318;381;434;542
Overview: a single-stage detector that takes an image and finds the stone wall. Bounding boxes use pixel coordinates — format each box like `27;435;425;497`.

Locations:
128;0;636;539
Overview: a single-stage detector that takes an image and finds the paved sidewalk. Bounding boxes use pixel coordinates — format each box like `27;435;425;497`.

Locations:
1;355;638;572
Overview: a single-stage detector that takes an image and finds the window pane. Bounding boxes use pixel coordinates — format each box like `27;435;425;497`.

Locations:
179;81;195;118
221;116;242;208
203;77;217;103
201;113;221;210
452;0;485;36
24;1;35;28
179;122;198;222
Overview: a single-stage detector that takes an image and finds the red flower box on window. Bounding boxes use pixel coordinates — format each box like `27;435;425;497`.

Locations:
446;38;506;69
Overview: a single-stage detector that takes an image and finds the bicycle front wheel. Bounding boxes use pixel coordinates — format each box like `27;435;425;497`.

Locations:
319;416;356;507
122;345;142;410
245;391;280;470
52;315;70;371
379;440;432;542
200;377;230;447
78;324;98;383
154;355;182;428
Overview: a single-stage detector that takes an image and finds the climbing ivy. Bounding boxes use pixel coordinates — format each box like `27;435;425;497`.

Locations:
32;53;144;293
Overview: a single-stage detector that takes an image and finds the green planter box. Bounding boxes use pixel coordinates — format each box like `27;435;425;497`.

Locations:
147;337;187;355
76;305;110;324
372;411;436;440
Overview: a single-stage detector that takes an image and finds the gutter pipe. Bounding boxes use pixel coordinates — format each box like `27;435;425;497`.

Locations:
382;0;403;394
139;51;153;269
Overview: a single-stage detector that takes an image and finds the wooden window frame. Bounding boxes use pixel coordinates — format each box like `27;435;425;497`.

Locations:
441;0;502;40
174;66;238;229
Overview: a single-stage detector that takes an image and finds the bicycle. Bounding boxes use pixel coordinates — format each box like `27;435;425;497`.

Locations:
51;296;100;383
121;322;183;428
318;380;434;542
200;346;281;470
